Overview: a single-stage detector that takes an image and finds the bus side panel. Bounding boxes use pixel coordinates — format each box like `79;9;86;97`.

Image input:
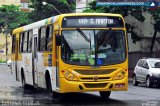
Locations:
12;34;20;81
25;53;34;85
20;53;33;85
11;54;16;76
17;52;22;82
43;52;58;91
37;53;46;88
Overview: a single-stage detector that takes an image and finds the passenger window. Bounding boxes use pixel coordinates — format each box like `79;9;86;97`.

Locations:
20;32;24;52
39;27;46;51
28;30;33;52
38;25;53;51
46;25;53;51
23;32;28;52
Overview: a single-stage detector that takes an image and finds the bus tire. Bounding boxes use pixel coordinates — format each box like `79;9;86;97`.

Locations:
146;76;153;88
133;75;139;86
45;72;52;92
52;91;60;100
99;91;111;100
21;71;30;90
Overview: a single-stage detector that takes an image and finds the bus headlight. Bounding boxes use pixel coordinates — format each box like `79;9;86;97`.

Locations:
113;70;126;80
62;70;78;81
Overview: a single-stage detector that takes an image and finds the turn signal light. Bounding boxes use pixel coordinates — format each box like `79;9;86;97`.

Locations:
113;70;126;80
62;70;78;81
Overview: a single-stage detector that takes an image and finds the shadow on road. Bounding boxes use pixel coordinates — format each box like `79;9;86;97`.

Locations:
52;93;128;106
136;83;160;89
26;90;128;106
17;88;128;105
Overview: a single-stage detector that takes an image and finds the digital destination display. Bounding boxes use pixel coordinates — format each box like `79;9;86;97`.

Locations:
62;16;124;28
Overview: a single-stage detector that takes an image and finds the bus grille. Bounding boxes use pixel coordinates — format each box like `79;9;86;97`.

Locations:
75;69;115;75
81;77;110;81
84;83;107;88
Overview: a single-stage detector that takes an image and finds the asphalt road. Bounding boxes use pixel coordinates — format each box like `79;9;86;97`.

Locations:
0;65;160;106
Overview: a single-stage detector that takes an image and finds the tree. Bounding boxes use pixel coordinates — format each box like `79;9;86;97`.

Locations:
83;1;146;43
84;1;160;56
148;9;160;53
29;0;75;22
0;5;31;60
0;5;31;34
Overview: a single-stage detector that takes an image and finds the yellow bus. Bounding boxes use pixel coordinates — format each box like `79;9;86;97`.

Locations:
11;13;128;99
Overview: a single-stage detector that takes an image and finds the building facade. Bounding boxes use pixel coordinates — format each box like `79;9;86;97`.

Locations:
76;0;93;13
0;34;12;62
0;0;20;5
0;0;20;62
0;0;31;62
20;0;30;12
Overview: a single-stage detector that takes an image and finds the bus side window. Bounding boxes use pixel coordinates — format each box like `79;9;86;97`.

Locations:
20;32;24;53
23;32;28;52
38;28;41;51
46;25;53;51
39;27;46;51
12;35;16;54
28;30;33;52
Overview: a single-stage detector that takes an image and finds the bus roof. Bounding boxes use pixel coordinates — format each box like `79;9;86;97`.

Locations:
12;13;123;34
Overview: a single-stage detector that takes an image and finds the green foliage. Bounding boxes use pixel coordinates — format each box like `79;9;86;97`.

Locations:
29;0;75;22
148;8;160;32
0;60;6;63
83;1;147;43
0;5;31;34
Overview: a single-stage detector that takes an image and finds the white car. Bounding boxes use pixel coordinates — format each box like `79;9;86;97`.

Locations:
7;59;11;67
133;58;160;87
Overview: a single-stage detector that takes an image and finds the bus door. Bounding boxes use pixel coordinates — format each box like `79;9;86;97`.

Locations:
32;29;38;87
15;38;19;81
55;32;60;88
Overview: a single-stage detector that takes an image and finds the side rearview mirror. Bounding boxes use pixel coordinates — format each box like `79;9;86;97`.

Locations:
56;35;61;46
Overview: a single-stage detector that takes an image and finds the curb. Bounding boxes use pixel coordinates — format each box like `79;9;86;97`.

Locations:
128;78;133;83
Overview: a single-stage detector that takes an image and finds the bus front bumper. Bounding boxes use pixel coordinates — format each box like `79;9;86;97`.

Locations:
59;76;128;93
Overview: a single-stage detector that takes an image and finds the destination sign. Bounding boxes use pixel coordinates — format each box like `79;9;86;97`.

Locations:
62;16;124;28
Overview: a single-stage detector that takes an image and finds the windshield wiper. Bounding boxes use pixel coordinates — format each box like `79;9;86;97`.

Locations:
76;28;91;42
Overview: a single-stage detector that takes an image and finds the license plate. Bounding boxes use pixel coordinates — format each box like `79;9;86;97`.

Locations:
115;83;125;88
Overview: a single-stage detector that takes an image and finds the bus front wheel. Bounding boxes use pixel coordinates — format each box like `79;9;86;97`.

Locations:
99;91;111;100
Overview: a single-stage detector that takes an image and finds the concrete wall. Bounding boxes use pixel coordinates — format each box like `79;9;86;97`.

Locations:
125;12;160;53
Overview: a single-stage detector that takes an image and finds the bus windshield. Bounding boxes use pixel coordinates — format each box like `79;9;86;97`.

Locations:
61;30;126;66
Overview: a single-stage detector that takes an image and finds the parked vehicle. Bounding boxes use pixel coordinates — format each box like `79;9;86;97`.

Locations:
133;58;160;87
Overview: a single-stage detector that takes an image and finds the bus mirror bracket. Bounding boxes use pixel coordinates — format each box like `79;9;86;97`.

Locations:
56;35;61;46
